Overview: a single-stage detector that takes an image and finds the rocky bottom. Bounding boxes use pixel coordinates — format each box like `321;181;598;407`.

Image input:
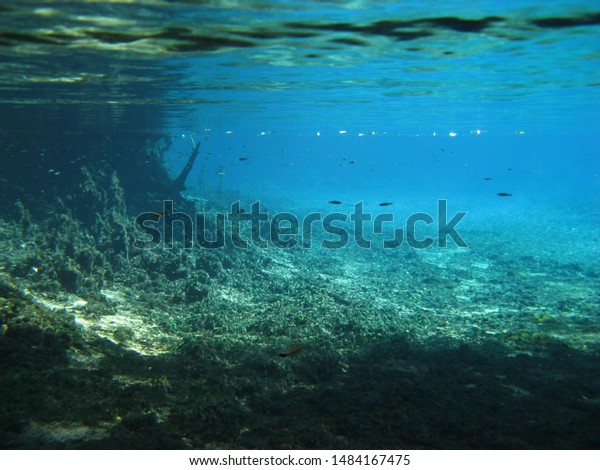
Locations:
1;209;599;449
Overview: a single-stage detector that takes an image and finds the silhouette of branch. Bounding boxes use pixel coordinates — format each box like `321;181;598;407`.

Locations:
171;141;201;193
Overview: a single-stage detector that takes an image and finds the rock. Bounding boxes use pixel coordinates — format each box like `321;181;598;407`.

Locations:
184;282;209;302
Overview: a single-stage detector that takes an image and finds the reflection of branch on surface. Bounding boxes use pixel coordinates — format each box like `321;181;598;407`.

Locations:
171;142;200;193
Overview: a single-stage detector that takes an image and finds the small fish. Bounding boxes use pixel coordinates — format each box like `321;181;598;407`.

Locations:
329;200;342;205
239;157;248;161
497;192;512;197
279;343;304;358
379;202;393;206
484;177;493;181
237;208;246;214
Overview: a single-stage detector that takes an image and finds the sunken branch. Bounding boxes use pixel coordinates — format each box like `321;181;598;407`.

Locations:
171;141;201;193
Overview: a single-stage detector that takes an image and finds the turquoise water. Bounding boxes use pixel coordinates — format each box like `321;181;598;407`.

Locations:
2;1;599;134
0;1;599;449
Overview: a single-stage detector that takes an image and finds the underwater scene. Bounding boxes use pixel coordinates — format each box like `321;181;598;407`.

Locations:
1;0;599;450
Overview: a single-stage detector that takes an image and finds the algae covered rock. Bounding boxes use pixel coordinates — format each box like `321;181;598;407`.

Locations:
184;281;210;303
56;260;82;293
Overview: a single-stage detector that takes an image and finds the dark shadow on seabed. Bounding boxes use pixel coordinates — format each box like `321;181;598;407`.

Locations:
1;279;599;450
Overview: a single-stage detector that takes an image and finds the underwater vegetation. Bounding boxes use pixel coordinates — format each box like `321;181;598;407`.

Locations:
1;128;599;450
0;0;599;451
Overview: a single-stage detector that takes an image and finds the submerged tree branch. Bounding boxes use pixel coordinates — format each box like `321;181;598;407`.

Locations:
171;141;201;193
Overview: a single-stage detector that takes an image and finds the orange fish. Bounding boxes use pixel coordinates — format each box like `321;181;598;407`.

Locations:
278;343;304;358
150;209;169;220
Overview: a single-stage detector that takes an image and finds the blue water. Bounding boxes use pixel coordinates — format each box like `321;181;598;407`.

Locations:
168;133;600;209
1;0;599;450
